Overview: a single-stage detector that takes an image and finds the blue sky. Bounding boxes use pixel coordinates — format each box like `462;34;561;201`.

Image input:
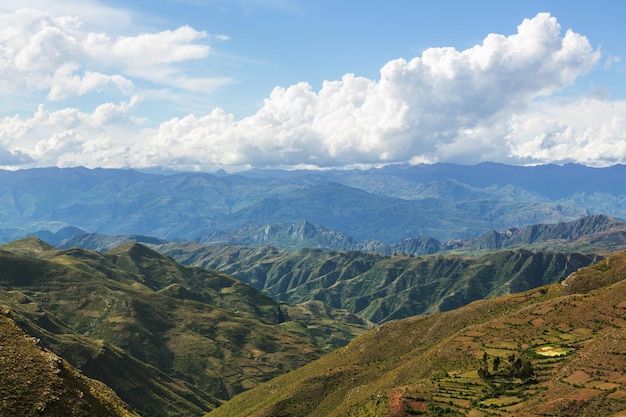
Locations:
0;0;625;171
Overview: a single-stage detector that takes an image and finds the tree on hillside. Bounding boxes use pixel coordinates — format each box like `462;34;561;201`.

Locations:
492;355;501;372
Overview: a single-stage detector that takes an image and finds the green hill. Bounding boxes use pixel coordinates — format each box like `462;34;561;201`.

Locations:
0;238;370;416
156;242;600;323
205;250;626;417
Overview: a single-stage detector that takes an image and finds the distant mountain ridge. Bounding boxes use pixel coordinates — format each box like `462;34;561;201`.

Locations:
57;215;623;324
196;214;626;255
2;163;626;245
465;213;626;251
61;214;626;256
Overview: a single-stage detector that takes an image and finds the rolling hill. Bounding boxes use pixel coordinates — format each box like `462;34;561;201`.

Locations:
56;216;615;325
205;250;626;417
154;241;600;323
0;238;370;416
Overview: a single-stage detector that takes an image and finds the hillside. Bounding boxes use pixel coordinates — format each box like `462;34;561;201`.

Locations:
155;242;600;323
0;238;370;416
3;163;626;245
0;307;139;417
462;214;626;253
205;250;626;417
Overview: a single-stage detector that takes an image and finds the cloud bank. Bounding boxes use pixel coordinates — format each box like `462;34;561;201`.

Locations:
2;11;624;171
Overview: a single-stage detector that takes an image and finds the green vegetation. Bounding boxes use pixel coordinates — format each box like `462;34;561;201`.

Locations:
158;242;598;323
205;250;626;417
0;238;370;416
2;236;626;417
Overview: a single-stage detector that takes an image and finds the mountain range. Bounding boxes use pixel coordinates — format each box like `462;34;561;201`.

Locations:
2;162;626;416
154;243;600;323
53;214;623;324
3;163;626;246
0;235;624;415
141;214;626;255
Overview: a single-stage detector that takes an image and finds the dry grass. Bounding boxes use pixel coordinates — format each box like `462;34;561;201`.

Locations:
0;308;139;417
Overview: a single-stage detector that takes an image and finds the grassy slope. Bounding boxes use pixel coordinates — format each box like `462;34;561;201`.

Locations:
0;307;140;417
0;238;367;416
206;251;626;417
156;242;599;323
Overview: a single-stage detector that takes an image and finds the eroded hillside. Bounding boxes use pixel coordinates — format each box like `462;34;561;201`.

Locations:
156;242;600;323
0;307;140;417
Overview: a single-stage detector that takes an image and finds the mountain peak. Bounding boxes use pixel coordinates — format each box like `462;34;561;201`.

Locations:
105;241;163;259
104;242;183;289
0;236;57;257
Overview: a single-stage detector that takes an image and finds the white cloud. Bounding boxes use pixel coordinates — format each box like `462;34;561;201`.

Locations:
3;12;625;171
604;55;621;70
0;97;142;168
0;8;229;101
82;25;218;89
0;146;32;165
505;98;626;166
47;65;133;100
0;9;132;100
130;13;607;170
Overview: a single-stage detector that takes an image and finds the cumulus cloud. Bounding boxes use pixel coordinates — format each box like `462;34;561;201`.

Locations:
132;13;605;169
0;97;142;168
47;65;133;100
0;146;32;166
3;12;625;170
0;8;227;101
505;98;626;166
0;9;131;99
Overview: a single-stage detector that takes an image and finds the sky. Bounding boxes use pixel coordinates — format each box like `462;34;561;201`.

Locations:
0;0;625;171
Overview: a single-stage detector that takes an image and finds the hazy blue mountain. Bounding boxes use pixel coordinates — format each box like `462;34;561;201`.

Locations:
2;163;626;245
61;214;625;257
59;233;168;252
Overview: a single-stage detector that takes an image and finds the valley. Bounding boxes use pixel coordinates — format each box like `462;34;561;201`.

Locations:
0;238;369;415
